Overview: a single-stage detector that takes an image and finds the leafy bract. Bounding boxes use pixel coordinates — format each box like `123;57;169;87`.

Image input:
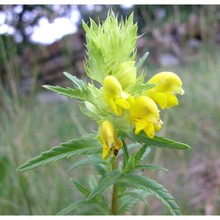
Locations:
17;134;101;172
87;170;122;201
63;72;85;90
136;51;149;70
122;173;182;215
130;132;191;150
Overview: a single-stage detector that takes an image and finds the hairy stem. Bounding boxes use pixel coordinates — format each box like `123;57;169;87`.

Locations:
111;157;118;215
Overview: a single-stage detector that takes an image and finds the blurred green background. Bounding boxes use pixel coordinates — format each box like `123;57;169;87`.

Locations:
0;5;220;215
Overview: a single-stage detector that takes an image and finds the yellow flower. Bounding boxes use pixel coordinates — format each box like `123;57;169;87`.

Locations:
103;75;131;115
100;120;123;159
130;96;163;138
145;72;185;109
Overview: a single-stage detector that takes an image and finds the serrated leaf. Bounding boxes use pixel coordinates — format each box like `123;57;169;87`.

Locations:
136;51;149;70
118;195;140;214
71;178;110;214
68;158;107;171
63;72;85;90
43;85;93;103
131;132;190;150
119;190;149;205
87;170;122;201
122;173;182;215
17;135;101;172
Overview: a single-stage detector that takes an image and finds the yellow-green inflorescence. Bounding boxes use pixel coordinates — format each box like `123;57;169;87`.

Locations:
83;11;184;159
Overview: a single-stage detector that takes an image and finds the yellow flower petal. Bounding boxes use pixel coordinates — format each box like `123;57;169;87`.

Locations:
130;96;162;138
103;75;132;115
146;71;184;109
134;118;148;134
143;122;155;139
115;98;130;109
147;92;168;110
99;120;123;159
166;93;178;108
102;143;110;160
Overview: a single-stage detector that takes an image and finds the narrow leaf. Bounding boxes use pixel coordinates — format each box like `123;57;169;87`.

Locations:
136;51;149;70
68;158;107;171
63;72;85;90
120;190;148;205
135;164;168;172
71;178;110;214
94;163;109;177
122;173;182;215
118;196;140;214
121;139;129;169
135;144;148;163
71;179;91;197
17;135;101;172
87;170;122;201
43;85;90;102
57;200;88;215
132;132;190;150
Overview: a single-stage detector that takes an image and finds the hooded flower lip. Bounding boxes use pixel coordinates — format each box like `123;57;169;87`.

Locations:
145;72;184;109
115;61;137;89
130;96;163;138
100;120;123;159
103;75;131;115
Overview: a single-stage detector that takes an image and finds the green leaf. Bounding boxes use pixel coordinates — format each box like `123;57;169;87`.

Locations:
135;164;168;172
136;51;149;70
71;178;110;214
57;200;88;215
118;189;149;214
122;173;182;215
118;195;140;214
63;72;85;90
68;158;107;171
131;132;191;150
119;190;149;205
17;135;101;172
43;85;93;104
71;179;91;197
121;139;129;169
94;163;109;177
135;144;148;163
87;170;122;201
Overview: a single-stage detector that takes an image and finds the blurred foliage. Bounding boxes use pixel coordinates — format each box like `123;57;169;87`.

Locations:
1;5;220;43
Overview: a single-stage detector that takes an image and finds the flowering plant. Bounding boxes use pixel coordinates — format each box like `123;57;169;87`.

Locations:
18;11;190;215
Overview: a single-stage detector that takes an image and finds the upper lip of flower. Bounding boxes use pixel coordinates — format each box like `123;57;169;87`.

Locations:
103;75;131;115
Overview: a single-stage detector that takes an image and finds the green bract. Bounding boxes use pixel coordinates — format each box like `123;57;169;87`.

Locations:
83;11;137;85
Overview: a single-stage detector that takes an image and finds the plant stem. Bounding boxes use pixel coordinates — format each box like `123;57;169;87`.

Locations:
111;157;118;215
